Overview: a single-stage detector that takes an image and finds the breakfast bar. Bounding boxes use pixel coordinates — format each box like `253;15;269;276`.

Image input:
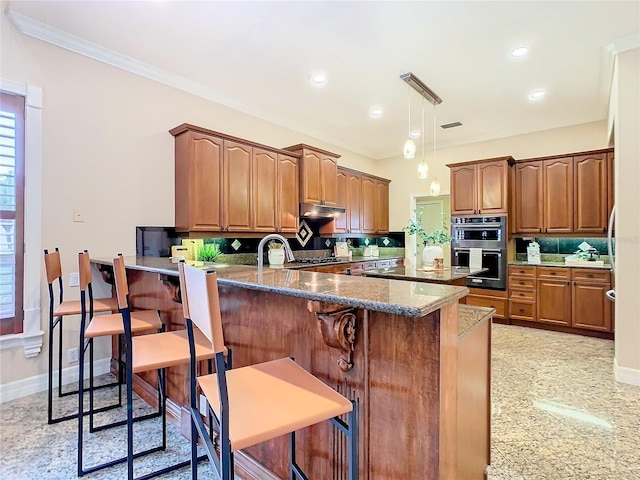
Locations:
92;256;493;480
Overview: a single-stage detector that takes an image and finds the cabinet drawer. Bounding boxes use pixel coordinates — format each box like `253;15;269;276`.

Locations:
508;265;536;277
376;259;392;268
571;268;611;283
509;300;536;321
465;295;506;319
537;267;570;280
508;276;536;290
509;288;536;301
364;261;378;271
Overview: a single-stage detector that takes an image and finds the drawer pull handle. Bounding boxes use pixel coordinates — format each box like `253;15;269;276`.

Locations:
519;309;525;313
519;281;525;285
550;272;556;275
587;274;594;278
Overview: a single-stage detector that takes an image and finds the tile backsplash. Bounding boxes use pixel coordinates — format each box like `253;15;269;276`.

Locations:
515;237;610;255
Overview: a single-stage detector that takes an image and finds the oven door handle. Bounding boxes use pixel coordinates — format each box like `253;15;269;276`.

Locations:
480;249;503;254
453;223;503;229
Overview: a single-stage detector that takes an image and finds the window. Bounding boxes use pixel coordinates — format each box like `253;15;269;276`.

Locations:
0;91;25;336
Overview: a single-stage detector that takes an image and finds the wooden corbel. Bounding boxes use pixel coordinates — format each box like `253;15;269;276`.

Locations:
307;301;357;372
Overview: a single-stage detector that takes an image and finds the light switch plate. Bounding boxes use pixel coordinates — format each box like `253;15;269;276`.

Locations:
69;272;79;287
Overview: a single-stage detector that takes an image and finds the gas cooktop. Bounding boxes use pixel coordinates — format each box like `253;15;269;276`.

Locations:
295;256;341;264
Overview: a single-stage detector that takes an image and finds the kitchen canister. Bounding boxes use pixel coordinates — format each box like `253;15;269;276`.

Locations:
267;249;285;266
527;241;541;264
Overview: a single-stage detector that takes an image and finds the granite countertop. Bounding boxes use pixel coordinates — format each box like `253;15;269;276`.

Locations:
509;260;612;270
363;265;486;283
92;256;468;319
458;305;494;339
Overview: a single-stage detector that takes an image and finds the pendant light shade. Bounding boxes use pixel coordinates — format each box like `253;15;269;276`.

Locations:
418;161;429;179
430;178;441;195
403;138;416;159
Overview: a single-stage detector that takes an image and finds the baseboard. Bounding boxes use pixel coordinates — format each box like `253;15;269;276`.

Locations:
0;358;111;403
614;358;640;386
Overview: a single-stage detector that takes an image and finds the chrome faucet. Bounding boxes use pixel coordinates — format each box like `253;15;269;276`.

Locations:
257;234;295;269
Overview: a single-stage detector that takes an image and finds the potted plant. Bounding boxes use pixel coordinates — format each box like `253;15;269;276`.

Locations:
197;243;221;262
403;210;452;268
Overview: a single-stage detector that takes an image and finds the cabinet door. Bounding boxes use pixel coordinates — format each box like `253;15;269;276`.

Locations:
607;152;615;231
361;176;377;233
537;279;571;326
572;281;612;332
223;140;253;232
320;155;338;206
177;132;223;231
574;153;608;233
376;180;389;234
543;158;573;233
253;148;277;232
346;172;362;233
334;169;348;234
514;162;543;233
477;161;508;214
450;165;477;215
277;154;299;233
300;150;322;204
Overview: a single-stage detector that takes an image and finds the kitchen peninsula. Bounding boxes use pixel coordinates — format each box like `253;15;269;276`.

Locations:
92;256;493;480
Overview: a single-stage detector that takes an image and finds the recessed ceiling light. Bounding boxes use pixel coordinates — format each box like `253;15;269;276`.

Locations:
409;129;421;138
369;107;384;119
511;47;528;57
310;73;327;87
528;89;545;100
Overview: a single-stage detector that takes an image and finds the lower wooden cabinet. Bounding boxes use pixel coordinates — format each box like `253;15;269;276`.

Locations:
507;265;613;334
299;258;403;276
465;288;508;321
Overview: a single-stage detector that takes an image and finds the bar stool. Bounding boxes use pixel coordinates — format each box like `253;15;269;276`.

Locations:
44;247;119;425
109;254;216;480
178;262;358;480
77;250;164;476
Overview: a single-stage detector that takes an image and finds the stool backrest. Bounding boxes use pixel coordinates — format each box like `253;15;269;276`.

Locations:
112;255;130;311
44;248;62;284
78;250;92;292
178;262;225;354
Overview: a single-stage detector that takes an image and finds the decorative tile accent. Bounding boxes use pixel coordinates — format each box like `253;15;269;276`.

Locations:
364;238;370;246
325;239;331;248
382;238;390;246
231;239;241;251
296;220;313;247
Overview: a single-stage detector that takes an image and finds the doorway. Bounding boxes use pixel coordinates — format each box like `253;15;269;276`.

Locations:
410;195;451;267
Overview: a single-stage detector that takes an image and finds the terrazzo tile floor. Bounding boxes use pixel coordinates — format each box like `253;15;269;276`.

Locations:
1;323;639;479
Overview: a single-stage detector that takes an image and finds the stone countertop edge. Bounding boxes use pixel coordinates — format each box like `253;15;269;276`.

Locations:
285;255;405;269
509;260;612;270
458;305;494;339
92;256;468;319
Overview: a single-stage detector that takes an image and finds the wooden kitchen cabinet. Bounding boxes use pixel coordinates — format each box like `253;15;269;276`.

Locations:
171;123;301;233
543;157;574;233
513;162;543;233
537;278;572;326
173;129;224;232
361;176;377;234
347;172;363;234
284;144;339;206
375;179;390;234
607;152;615;228
448;157;513;215
333;169;348;234
465;288;508;322
574;152;608;233
571;268;612;332
512;148;614;235
276;154;299;233
508;265;537;321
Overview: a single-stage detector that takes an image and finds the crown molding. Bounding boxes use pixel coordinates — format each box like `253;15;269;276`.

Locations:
6;10;374;159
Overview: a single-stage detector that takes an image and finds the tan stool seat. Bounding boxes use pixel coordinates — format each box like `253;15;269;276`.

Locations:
131;328;216;374
54;296;119;317
198;357;353;452
85;309;161;338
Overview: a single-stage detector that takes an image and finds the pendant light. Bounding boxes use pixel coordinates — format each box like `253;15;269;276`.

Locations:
430;179;441;195
417;97;428;179
403;85;416;159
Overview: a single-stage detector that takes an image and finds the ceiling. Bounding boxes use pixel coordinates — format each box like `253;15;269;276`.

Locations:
5;1;640;159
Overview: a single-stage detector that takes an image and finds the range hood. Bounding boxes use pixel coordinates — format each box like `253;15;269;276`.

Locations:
299;203;346;219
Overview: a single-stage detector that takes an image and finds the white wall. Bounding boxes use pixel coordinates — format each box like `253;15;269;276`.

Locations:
611;48;640;384
0;12;377;387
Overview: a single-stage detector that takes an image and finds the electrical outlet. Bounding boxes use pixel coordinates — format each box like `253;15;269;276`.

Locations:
199;394;208;415
69;272;79;287
68;348;79;364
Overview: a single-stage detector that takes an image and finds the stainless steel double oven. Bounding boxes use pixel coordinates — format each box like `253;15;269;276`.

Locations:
451;216;507;290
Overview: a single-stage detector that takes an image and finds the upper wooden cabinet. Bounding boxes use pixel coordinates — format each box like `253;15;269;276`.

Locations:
448;158;513;215
283;144;339;206
574;152;608;233
375;179;390;234
512;148;613;235
171;124;299;233
333;169;348;234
